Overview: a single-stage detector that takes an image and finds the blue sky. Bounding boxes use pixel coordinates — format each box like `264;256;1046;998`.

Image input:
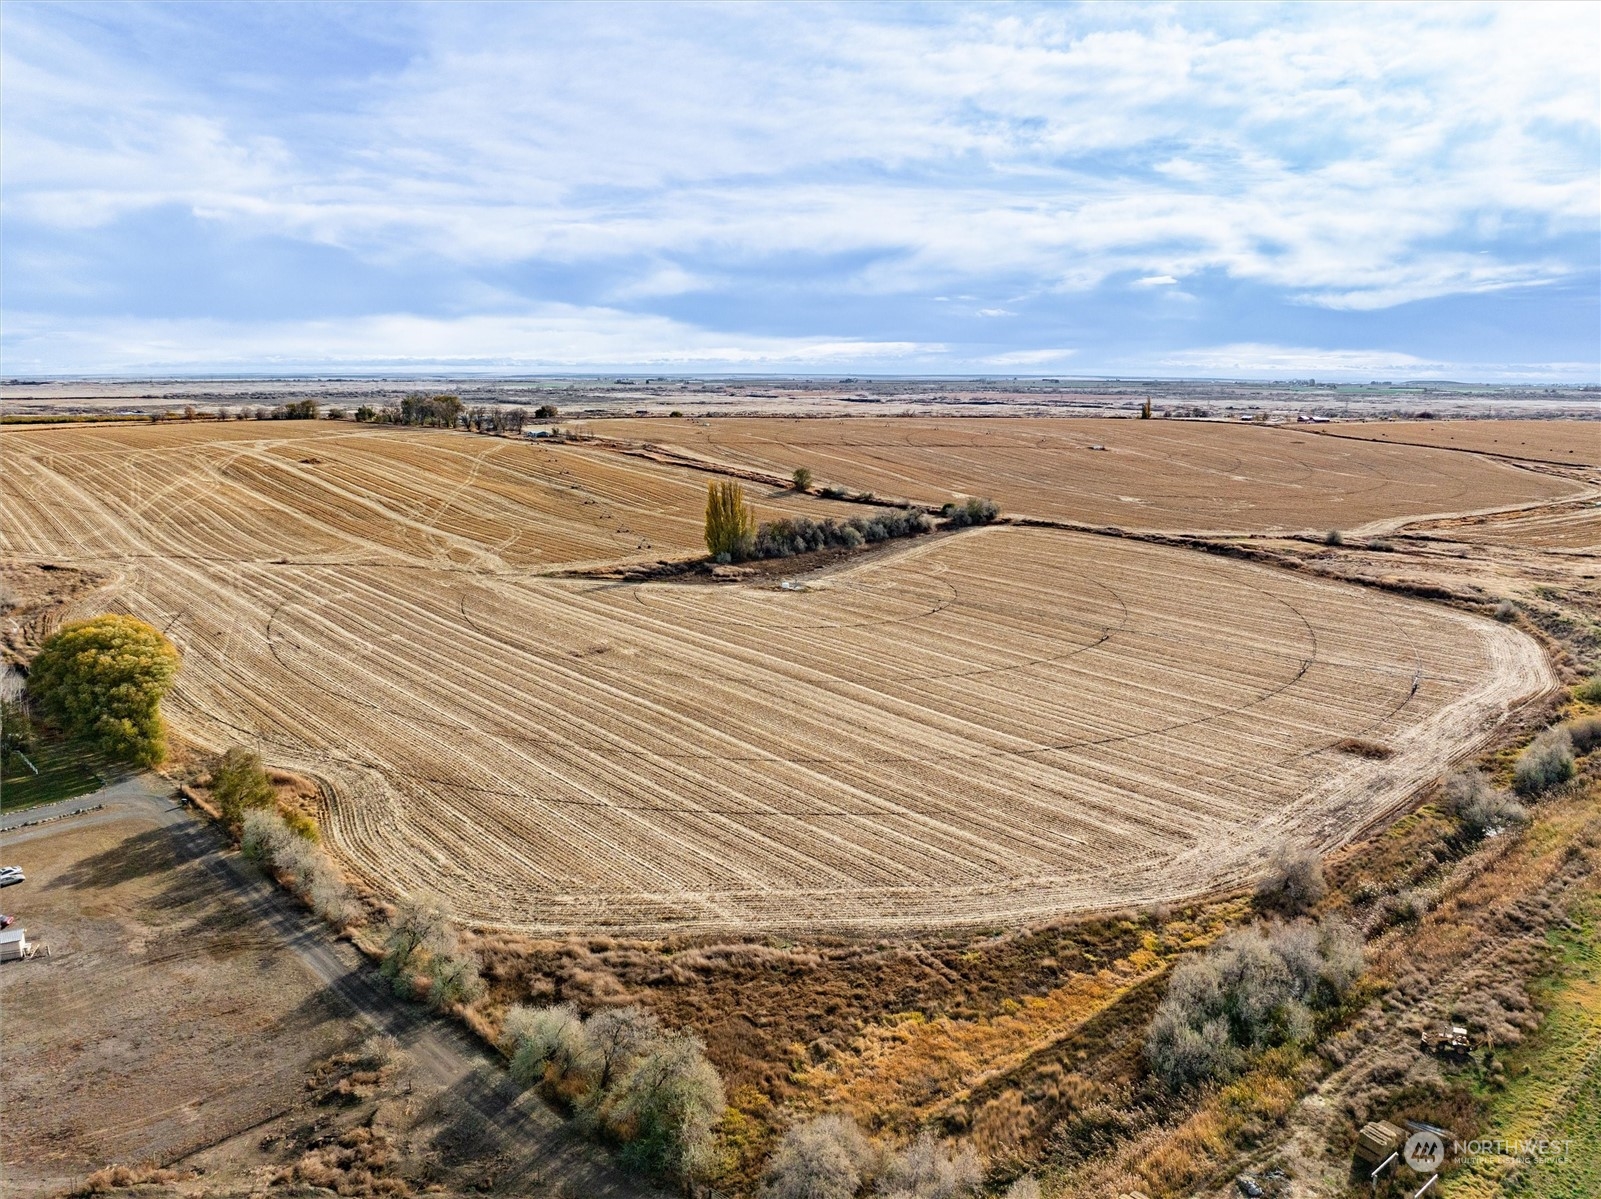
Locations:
2;1;1597;380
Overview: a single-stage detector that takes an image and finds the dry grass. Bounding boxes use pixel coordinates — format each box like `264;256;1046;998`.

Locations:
1331;737;1395;760
74;1163;196;1194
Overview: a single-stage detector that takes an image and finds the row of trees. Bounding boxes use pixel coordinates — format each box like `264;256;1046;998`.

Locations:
351;394;558;431
242;807;357;926
704;480;987;563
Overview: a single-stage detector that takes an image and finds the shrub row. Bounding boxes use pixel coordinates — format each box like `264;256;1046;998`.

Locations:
749;510;935;560
241;808;357;927
939;497;1000;528
501;1002;724;1180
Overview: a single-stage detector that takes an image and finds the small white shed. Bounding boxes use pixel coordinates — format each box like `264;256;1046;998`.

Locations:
0;927;30;962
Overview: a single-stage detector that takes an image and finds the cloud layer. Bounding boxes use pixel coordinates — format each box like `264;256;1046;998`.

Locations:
3;2;1597;378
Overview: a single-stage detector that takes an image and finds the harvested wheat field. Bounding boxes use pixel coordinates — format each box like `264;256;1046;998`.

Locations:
0;420;860;573
1313;418;1601;466
2;423;1556;934
578;415;1582;533
1412;497;1601;553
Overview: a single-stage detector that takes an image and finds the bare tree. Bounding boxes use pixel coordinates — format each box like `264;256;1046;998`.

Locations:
1254;843;1326;915
878;1131;980;1199
763;1114;876;1199
586;1005;660;1093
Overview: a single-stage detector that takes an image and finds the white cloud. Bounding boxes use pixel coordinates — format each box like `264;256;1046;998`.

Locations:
2;2;1594;311
0;305;943;373
1152;343;1439;375
984;348;1077;366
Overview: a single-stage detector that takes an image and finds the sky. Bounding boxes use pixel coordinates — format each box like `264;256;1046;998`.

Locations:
2;1;1598;381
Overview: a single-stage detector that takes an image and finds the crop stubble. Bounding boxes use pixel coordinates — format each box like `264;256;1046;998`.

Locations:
1;422;1554;933
1309;419;1601;467
582;415;1581;533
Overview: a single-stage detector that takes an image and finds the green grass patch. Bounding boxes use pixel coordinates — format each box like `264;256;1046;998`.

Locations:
1444;890;1601;1199
1;738;105;811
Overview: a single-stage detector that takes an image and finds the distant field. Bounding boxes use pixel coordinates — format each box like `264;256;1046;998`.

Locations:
1;422;1554;933
578;416;1582;534
1312;418;1601;467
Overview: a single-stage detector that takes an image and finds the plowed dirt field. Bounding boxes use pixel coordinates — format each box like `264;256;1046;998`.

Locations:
1;423;1555;933
1311;419;1601;467
581;416;1581;533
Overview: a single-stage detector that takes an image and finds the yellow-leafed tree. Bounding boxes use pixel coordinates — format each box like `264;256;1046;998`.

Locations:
28;614;180;766
704;481;755;561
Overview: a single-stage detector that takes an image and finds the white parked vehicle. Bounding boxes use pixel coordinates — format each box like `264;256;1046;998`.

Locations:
0;866;25;887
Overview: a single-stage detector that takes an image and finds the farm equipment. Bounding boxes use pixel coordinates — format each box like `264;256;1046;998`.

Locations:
1420;1025;1472;1057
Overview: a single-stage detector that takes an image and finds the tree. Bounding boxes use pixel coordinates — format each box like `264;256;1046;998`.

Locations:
28;615;180;765
608;1031;726;1178
792;467;813;492
2;697;36;762
1144;918;1361;1090
535;404;559;420
209;746;275;823
1513;727;1575;796
380;894;455;990
427;949;484;1010
1443;769;1527;840
503;1003;592;1087
587;1005;660;1093
764;1114;876;1199
1254;843;1326;915
398;393;462;428
704;481;755;561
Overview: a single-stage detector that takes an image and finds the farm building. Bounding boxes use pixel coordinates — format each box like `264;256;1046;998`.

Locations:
0;927;32;962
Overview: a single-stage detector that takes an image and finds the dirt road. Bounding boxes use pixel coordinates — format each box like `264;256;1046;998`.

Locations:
0;778;660;1198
